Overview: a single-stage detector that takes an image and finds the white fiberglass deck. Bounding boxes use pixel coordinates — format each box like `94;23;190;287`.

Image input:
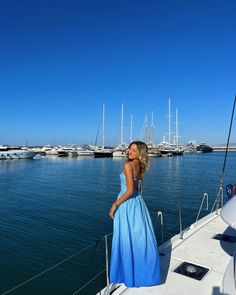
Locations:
101;212;236;295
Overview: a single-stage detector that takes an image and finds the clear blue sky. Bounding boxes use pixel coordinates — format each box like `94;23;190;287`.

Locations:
0;0;235;146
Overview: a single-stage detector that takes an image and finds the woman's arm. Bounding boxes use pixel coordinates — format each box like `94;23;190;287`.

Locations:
109;162;134;219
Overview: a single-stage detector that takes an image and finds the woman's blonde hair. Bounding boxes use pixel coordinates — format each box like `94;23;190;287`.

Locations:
128;141;149;177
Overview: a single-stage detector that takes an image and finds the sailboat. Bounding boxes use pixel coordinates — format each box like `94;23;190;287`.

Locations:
171;108;184;155
159;99;184;156
159;98;173;156
147;112;162;157
93;103;113;158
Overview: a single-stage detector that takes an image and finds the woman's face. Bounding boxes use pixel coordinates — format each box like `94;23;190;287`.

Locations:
128;144;139;160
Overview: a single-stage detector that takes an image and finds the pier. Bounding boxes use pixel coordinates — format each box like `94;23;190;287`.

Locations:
212;145;236;151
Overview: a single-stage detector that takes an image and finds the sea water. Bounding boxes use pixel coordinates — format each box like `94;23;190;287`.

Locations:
0;152;236;295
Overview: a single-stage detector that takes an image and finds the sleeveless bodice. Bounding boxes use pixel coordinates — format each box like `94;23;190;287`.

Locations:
119;171;142;196
120;172;127;193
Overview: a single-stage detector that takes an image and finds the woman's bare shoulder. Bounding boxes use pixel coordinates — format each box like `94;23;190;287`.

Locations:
123;161;133;172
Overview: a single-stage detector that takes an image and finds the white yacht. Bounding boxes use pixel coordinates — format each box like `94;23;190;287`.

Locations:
40;146;59;155
113;145;127;157
158;138;173;156
0;145;39;159
41;146;69;156
76;146;94;157
148;144;162;157
184;140;198;153
93;147;113;158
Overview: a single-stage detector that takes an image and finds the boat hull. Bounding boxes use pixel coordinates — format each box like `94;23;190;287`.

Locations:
94;151;113;158
0;150;39;159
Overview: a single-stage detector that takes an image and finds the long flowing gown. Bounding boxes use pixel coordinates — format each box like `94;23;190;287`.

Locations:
109;171;161;288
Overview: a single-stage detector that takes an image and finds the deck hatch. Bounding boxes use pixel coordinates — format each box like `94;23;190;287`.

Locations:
174;262;209;280
213;233;236;243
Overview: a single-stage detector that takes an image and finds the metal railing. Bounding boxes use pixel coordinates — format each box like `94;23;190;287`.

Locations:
195;193;209;222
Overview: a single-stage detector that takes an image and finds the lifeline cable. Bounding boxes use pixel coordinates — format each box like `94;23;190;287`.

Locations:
212;95;236;212
222;95;236;176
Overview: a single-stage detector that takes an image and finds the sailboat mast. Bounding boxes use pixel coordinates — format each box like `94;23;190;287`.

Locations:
121;103;124;146
151;111;155;145
145;113;148;145
130;114;133;143
168;98;171;144
176;108;179;147
102;103;105;149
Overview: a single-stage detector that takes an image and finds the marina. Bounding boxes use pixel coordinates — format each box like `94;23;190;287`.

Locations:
0;99;216;161
1;1;236;294
0;139;215;161
1;151;236;294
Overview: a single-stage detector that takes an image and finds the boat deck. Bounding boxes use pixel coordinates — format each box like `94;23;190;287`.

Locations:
101;212;236;295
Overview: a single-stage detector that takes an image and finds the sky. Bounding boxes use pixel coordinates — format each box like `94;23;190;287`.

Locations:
0;0;236;146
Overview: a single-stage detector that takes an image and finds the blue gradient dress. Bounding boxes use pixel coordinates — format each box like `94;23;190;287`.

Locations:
110;171;161;288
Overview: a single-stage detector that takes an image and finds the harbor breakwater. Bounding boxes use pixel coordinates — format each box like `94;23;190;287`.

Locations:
212;145;236;151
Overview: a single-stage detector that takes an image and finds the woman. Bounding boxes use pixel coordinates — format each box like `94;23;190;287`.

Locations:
109;141;161;288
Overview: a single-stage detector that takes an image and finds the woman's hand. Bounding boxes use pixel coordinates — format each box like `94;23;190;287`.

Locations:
109;202;118;219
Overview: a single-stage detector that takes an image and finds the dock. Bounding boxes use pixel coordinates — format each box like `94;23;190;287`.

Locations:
212;145;236;151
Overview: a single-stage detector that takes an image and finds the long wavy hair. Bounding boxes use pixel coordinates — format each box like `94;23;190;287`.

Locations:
128;141;149;177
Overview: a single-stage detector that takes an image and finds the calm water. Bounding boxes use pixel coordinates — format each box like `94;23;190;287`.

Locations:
0;152;236;295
